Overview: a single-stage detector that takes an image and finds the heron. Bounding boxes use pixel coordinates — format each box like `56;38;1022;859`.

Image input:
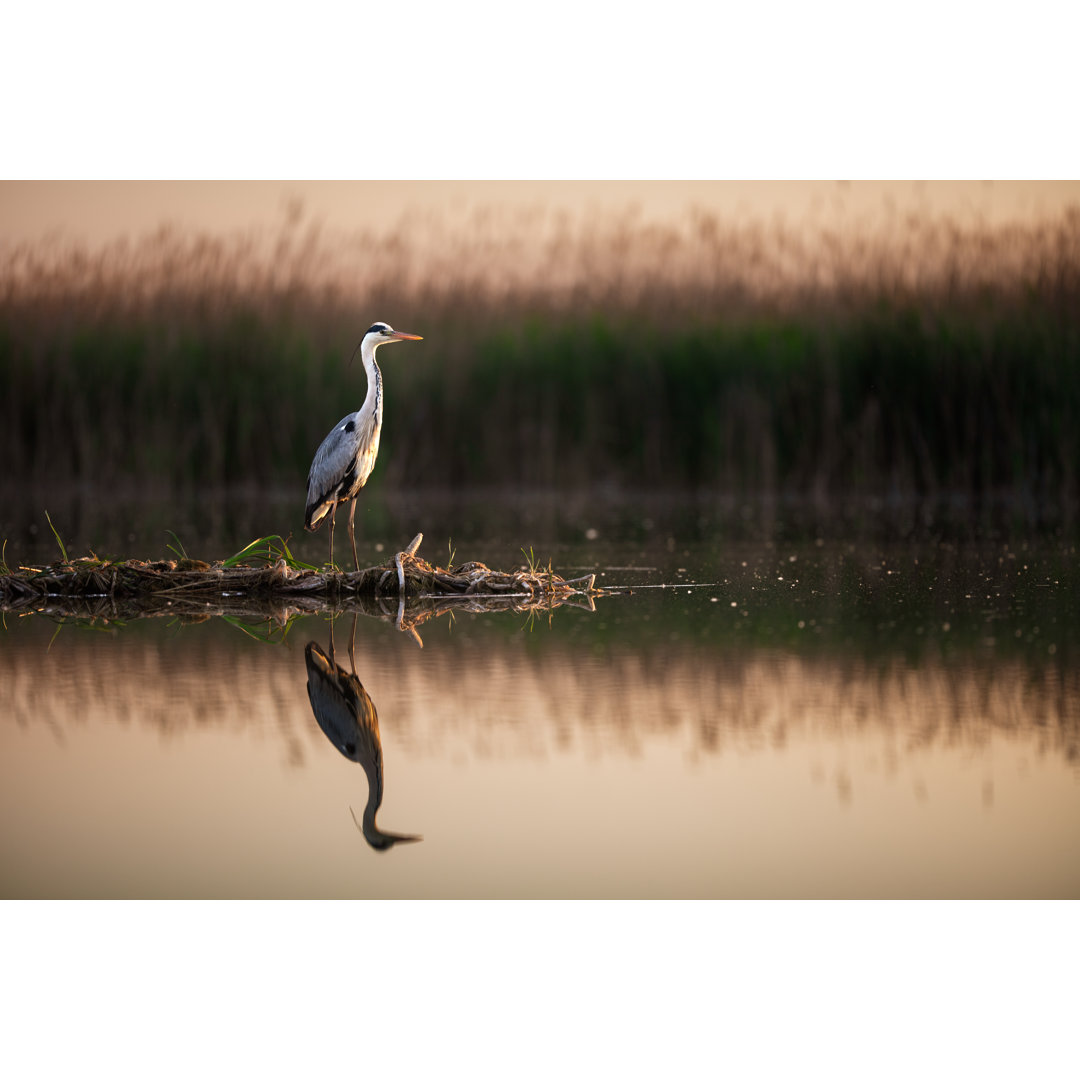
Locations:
304;618;421;852
304;321;423;570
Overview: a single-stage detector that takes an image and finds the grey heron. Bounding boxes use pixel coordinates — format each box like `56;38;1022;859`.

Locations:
304;619;421;851
304;321;423;570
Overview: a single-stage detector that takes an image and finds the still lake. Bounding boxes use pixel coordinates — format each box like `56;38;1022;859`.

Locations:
2;492;1078;898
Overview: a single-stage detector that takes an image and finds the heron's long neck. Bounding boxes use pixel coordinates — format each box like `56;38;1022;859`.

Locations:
360;755;384;835
361;345;383;425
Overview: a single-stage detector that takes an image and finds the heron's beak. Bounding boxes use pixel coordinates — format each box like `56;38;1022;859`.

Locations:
389;331;423;341
369;831;423;852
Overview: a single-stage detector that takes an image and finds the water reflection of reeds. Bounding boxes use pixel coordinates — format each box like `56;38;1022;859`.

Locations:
4;632;1076;766
2;203;1078;510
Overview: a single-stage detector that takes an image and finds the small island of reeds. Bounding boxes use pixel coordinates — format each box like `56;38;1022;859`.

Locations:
0;528;598;631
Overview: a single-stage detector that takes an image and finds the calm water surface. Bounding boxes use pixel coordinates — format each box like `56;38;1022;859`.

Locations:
2;516;1078;898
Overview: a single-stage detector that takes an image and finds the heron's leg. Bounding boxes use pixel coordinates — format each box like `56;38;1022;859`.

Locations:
348;499;360;572
348;612;358;672
328;502;337;570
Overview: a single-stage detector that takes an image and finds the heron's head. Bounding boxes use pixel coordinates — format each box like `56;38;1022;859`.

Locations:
350;806;423;852
365;321;423;348
350;322;423;367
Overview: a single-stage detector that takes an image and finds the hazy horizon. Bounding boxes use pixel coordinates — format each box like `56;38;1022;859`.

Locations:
3;180;1078;252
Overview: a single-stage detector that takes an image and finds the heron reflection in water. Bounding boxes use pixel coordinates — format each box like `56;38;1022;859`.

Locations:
304;615;421;851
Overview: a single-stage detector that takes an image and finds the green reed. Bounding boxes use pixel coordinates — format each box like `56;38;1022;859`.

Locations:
221;534;317;571
2;203;1078;507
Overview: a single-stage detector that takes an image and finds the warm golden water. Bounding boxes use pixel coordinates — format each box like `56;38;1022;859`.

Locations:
2;547;1077;897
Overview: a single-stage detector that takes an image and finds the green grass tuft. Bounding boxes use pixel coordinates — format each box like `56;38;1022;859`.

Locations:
44;511;68;563
221;534;317;571
165;530;189;560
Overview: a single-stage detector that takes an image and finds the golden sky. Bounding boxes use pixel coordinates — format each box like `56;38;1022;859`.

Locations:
2;180;1078;250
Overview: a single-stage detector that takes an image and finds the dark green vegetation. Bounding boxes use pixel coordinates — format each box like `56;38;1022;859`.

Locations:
2;205;1078;517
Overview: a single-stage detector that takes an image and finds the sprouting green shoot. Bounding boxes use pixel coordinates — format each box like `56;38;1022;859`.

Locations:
0;538;9;575
521;545;540;574
221;537;265;568
221;534;318;571
447;537;457;570
44;511;68;564
165;530;189;560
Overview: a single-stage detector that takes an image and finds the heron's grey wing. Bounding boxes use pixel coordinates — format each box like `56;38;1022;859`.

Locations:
306;413;363;516
305;642;364;762
304;642;382;769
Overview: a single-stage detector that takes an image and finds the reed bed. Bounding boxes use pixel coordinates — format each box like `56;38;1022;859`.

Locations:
2;201;1079;508
0;530;597;626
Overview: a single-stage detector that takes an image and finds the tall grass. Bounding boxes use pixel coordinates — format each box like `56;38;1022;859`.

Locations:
1;201;1078;510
